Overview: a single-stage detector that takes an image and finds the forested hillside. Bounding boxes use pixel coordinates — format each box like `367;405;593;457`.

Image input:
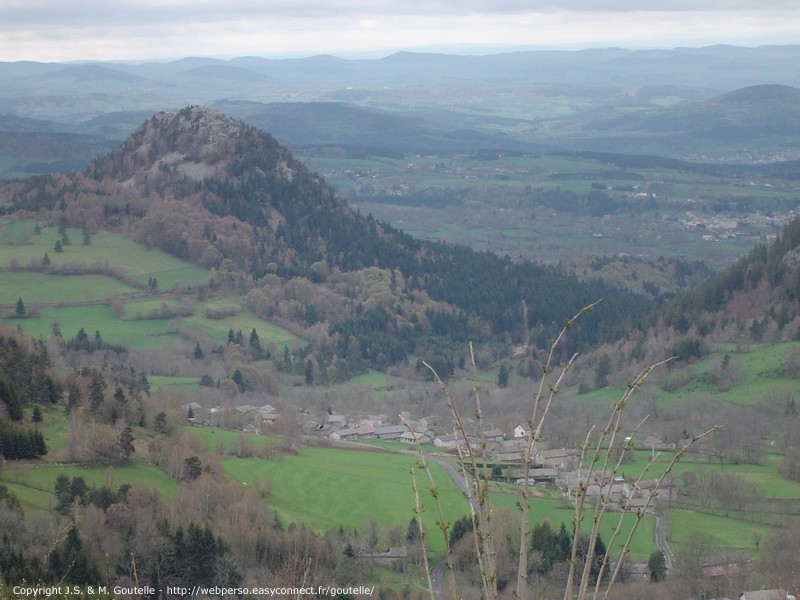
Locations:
659;216;800;343
0;106;647;375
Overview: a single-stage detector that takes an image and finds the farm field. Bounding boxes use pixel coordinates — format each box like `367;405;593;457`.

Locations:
0;271;139;305
222;444;656;560
0;219;303;357
302;152;800;269
0;223;209;289
577;341;800;408
0;460;181;513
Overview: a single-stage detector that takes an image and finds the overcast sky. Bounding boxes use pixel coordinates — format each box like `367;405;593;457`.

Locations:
1;0;798;63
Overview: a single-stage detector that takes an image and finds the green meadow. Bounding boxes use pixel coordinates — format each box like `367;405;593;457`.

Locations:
578;342;800;409
1;272;139;306
0;222;208;289
147;375;202;392
182;426;280;454
222;445;655;560
0;219;301;354
13;304;182;350
222;448;460;543
658;342;800;405
667;509;775;555
0;460;180;509
182;309;300;349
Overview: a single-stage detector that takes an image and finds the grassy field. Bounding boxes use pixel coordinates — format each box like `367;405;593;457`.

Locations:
656;342;800;405
0;271;139;306
0;223;209;289
0;460;181;511
181;425;281;454
147;375;202;392
221;444;655;560
667;509;776;556
222;447;463;547
182;309;300;349
13;304;182;350
577;342;800;409
0;219;302;356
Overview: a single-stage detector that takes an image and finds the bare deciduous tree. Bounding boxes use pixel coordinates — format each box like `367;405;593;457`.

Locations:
410;302;717;600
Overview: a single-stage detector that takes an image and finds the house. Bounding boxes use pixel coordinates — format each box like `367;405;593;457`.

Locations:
632;477;675;502
516;468;559;485
324;414;347;430
330;424;376;441
703;562;743;579
584;477;630;502
300;419;324;434
535;448;580;470
433;434;461;449
375;425;407;440
483;428;505;442
182;402;203;421
490;438;528;462
256;404;278;422
399;430;433;445
235;403;279;423
513;424;529;438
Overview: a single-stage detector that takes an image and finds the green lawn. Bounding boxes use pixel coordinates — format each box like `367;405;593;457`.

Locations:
490;492;654;560
656;342;800;405
603;450;800;499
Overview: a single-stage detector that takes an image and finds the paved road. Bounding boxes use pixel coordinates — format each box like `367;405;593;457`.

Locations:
653;512;672;572
427;456;473;600
429;456;474;507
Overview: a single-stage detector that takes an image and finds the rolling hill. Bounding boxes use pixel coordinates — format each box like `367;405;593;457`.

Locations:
554;84;800;160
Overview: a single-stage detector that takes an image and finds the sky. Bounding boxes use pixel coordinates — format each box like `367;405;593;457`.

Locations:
1;0;799;63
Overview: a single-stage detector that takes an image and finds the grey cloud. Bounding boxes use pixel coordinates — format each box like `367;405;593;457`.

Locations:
3;0;797;28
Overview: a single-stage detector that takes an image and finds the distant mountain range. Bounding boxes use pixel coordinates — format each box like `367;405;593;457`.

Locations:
1;45;800;173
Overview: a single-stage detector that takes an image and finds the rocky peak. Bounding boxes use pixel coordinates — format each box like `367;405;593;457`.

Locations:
146;106;245;148
88;105;290;190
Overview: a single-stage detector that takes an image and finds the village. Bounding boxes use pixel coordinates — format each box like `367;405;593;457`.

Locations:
182;401;676;511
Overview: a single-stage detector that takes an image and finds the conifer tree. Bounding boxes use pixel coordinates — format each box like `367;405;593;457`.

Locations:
88;371;106;414
15;298;25;318
119;423;135;462
497;364;509;388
